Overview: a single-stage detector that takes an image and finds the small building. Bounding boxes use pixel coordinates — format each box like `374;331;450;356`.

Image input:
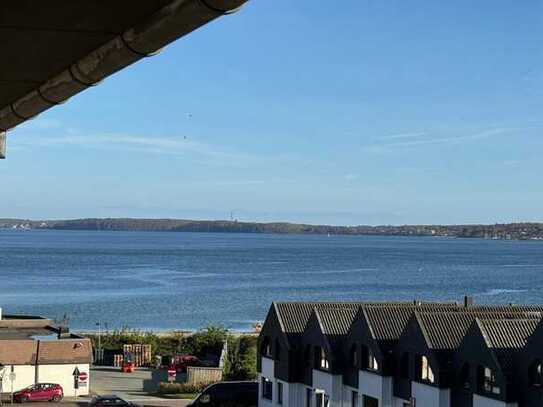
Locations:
0;308;92;397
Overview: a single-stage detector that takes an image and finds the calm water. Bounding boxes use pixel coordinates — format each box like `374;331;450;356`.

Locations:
1;230;542;331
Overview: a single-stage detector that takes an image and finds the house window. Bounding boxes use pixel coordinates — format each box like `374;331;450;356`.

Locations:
479;366;500;395
306;388;312;407
530;360;542;387
317;347;330;370
367;348;379;371
277;382;283;405
262;377;273;400
459;363;470;389
351;391;358;407
316;392;330;407
350;344;358;368
275;340;282;361
305;345;312;366
261;337;272;358
400;353;409;378
362;395;379;407
420;356;435;383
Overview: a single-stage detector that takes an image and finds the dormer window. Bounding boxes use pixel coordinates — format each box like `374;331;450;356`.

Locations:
349;344;358;368
261;337;272;358
479;366;500;395
530;360;542;387
420;355;435;384
367;348;379;371
317;347;330;370
274;340;281;361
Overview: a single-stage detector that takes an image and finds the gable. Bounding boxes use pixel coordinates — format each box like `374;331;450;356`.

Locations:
259;303;290;351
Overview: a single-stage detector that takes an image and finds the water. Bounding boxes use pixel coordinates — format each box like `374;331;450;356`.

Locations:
1;230;542;331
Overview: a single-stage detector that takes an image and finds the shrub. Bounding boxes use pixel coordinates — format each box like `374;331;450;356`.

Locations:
158;382;209;394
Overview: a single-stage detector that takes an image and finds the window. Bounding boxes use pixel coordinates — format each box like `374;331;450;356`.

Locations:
306;388;312;407
530;360;542;387
362;395;379;407
277;382;283;405
481;366;500;395
367;348;379;371
420;356;435;383
316;392;330;407
351;391;358;407
261;377;273;400
317;347;330;370
400;353;409;378
261;337;272;358
459;363;470;389
305;345;312;366
350;344;358;368
275;339;282;361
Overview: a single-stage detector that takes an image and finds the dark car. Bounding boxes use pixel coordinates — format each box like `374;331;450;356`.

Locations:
14;383;63;403
90;395;141;407
189;381;258;407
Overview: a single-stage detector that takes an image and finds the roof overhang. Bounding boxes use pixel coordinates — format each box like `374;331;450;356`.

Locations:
0;0;248;157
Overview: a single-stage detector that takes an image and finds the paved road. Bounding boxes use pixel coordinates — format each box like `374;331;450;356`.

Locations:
90;367;191;407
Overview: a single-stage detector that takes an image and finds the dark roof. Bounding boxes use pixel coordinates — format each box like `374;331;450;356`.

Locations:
477;318;541;372
274;301;458;336
416;310;543;350
0;0;247;132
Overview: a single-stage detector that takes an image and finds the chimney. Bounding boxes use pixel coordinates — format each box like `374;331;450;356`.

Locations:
464;296;474;308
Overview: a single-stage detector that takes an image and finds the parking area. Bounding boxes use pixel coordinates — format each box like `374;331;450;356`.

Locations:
89;367;191;407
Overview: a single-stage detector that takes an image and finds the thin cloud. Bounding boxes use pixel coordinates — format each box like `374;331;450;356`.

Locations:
365;127;529;152
382;132;427;140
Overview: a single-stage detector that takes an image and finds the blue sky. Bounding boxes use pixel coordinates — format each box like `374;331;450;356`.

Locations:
3;0;543;225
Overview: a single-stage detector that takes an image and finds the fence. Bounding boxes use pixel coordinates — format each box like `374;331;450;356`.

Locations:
186;366;223;385
123;344;152;367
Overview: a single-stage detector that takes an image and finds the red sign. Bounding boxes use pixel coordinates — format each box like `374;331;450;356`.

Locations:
78;372;88;382
167;369;176;377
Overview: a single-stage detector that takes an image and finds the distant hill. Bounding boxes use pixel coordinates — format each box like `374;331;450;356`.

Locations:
1;218;543;240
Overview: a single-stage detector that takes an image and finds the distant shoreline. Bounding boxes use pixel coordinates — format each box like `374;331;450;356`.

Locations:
1;217;543;241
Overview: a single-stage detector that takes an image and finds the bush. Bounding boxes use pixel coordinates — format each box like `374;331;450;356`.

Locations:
224;334;257;380
158;382;209;394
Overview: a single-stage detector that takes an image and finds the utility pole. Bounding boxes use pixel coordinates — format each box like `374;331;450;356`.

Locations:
96;322;102;364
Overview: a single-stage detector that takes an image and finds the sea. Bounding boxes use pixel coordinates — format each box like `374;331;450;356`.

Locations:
1;229;542;332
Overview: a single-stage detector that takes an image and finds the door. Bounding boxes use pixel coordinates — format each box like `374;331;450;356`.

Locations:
31;384;49;401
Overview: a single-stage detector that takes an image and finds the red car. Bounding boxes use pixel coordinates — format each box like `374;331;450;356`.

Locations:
171;354;201;372
14;383;63;403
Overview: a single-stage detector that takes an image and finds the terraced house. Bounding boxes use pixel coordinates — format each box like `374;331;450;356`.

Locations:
257;299;543;407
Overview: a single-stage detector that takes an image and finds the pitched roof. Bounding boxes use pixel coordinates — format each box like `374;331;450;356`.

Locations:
479;318;540;349
0;340;38;364
477;318;541;372
37;339;92;364
274;301;458;336
416;310;543;350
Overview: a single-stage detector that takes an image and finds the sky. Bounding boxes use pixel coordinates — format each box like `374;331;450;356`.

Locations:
3;0;543;225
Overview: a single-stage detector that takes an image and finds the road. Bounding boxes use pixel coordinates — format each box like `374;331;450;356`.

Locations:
89;367;191;407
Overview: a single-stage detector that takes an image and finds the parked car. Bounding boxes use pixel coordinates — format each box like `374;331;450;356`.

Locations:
14;383;63;403
90;395;141;407
171;354;201;372
188;381;258;407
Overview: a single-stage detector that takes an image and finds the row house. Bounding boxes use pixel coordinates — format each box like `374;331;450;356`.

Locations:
257;300;543;407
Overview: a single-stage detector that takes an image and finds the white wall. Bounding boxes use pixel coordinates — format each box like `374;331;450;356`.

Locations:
358;371;393;407
411;382;449;407
36;363;90;397
288;383;304;407
0;365;36;393
392;397;410;407
312;370;343;407
472;394;517;407
259;357;275;407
